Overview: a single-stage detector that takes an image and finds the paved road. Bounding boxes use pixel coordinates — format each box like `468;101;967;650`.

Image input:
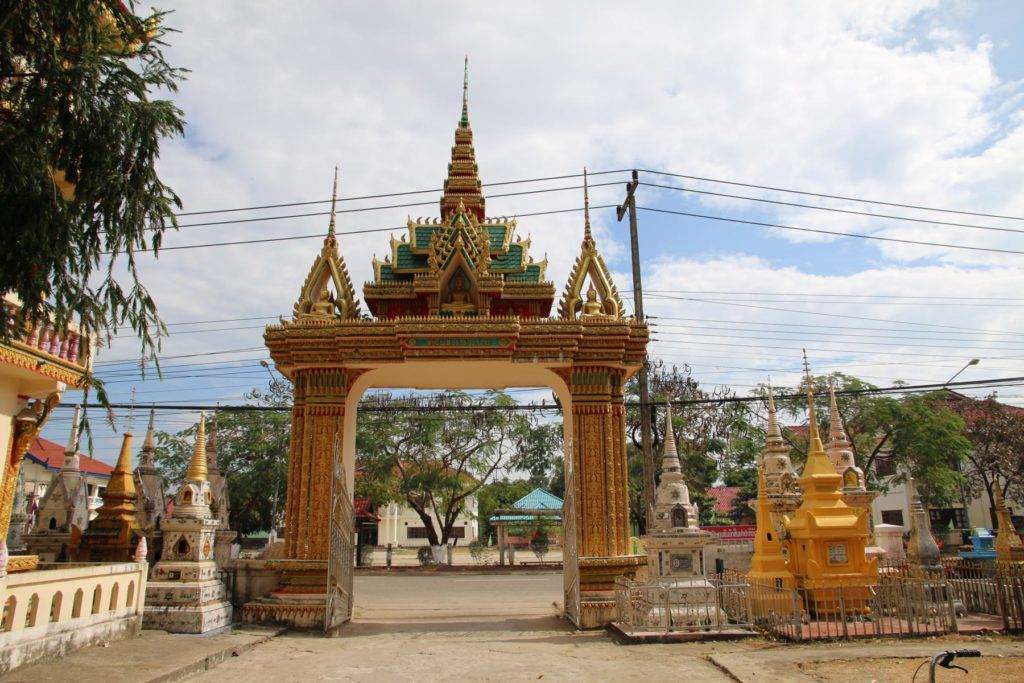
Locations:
190;572;741;682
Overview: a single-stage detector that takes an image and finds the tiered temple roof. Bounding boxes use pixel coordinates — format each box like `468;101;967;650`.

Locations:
363;61;554;319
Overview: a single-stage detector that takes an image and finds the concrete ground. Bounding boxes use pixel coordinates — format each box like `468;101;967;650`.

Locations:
9;572;1024;681
190;572;750;682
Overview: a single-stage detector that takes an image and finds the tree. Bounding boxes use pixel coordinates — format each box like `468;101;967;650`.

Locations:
153;378;291;537
770;373;971;508
1;1;185;366
356;391;535;548
951;394;1024;525
626;361;755;528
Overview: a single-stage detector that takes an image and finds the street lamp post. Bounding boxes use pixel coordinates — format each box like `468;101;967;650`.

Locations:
945;358;980;386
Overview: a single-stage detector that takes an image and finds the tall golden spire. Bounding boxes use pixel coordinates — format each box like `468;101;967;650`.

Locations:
799;351;840;484
185;412;208;482
440;58;485;221
582;167;592;240
327;164;339;238
95;431;138;520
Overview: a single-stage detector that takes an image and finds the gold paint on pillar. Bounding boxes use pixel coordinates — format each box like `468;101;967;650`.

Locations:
0;394;59;539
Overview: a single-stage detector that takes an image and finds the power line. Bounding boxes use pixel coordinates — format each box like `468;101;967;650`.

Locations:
175;169;631;217
640;181;1024;236
639;169;1024;222
647;314;1024;339
637;205;1024;257
649;290;1024;302
49;375;1024;412
645;293;1024;336
104;205;612;255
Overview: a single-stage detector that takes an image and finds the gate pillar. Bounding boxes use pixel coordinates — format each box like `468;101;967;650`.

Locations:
241;367;348;628
568;364;645;628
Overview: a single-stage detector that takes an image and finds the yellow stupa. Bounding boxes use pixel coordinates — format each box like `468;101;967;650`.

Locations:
994;488;1024;563
782;354;877;615
748;464;797;617
78;431;142;562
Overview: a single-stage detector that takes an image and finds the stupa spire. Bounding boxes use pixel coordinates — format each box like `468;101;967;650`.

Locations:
185;412;208;483
799;351;840;484
327;164;339;237
661;401;682;475
63;405;81;471
139;408;156;467
440;58;485;221
765;382;784;447
827;385;850;448
583;168;592;240
461;55;470;128
103;431;137;504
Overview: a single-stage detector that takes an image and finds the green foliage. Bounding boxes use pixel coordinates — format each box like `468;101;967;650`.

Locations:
468;538;492;565
153;379;291;537
416;546;432;566
529;518;552;561
953;394;1024;523
1;1;186;364
356;391;536;546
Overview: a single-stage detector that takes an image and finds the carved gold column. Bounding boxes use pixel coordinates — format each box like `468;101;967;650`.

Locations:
0;394;59;539
284;368;346;561
569;365;644;628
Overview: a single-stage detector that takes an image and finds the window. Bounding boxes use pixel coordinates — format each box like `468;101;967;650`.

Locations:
127;581;135;608
109;584;119;612
881;509;904;526
50;592;62;623
450;527;466;539
407;527;430;539
91;586;102;615
25;594;39;627
72;589;83;618
2;596;16;631
874;455;896;478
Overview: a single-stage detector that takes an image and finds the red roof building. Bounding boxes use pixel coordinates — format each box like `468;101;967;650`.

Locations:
24;436;114;477
706;486;741;516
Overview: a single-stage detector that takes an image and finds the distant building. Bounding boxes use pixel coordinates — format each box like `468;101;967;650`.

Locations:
21;435;113;519
375;496;479;547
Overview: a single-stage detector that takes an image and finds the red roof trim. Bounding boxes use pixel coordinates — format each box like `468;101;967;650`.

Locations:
26;436;113;477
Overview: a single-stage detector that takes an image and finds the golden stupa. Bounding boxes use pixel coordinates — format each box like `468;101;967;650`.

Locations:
782;354;877;616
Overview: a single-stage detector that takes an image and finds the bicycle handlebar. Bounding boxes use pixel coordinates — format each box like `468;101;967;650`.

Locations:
953;649;981;658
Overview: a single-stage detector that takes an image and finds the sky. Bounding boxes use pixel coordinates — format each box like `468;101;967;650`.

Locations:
43;0;1024;462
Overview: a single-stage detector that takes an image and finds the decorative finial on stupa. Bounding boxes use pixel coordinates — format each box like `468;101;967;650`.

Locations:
802;350;823;453
185;412;208;483
661;401;682;475
583;167;592;241
63;404;82;471
461;55;470;128
327;164;339;237
766;381;783;445
906;476;941;572
104;431;137;500
140;407;156;467
134;536;148;563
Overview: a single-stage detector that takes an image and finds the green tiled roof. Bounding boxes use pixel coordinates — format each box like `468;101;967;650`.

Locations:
505;263;542;283
486;224;509;251
490;243;524;271
395;243;428;271
414;226;435;249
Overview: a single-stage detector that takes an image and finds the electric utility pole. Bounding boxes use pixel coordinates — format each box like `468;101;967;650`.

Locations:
617;170;654;531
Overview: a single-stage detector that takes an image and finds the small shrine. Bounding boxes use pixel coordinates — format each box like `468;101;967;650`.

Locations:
6;471;28;553
144;413;233;633
78;429;143;562
134;408;167;553
24;406;91;562
204;413;237;568
782;360;877;615
993;488;1024;563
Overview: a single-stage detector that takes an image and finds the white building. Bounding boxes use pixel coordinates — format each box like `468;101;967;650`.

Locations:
375;498;478;547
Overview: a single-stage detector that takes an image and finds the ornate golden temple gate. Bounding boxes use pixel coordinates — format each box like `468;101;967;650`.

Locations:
243;68;648;630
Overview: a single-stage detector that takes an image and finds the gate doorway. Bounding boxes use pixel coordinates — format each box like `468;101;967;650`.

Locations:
325;362;580;631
